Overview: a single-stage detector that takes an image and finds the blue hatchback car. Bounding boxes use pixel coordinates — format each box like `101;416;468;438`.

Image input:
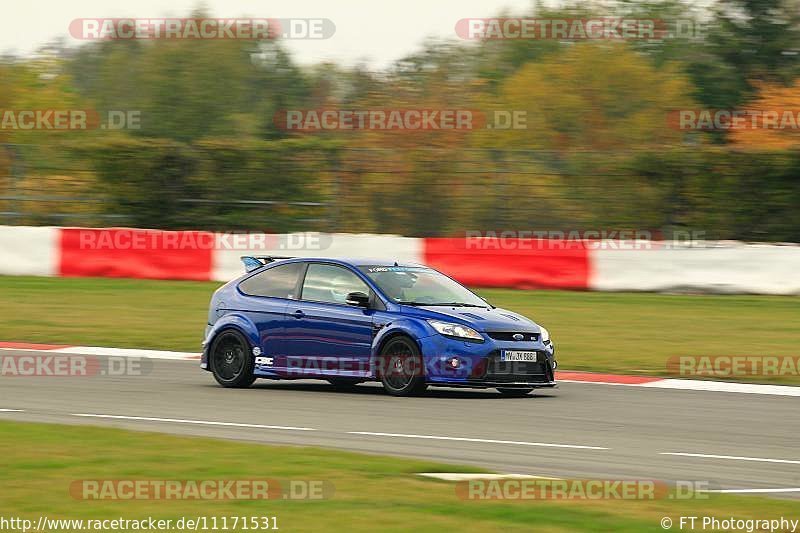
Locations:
202;257;556;396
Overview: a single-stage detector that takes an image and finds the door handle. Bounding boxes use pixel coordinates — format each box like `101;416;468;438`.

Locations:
292;309;305;319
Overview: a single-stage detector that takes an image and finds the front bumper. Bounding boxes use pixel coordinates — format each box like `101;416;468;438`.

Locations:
419;333;557;388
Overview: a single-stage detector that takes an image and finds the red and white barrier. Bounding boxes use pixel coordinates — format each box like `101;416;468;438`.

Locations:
59;228;215;281
1;226;799;295
591;243;800;295
423;237;590;290
0;226;58;276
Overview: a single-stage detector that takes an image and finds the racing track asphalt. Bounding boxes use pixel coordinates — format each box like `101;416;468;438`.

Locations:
1;350;798;498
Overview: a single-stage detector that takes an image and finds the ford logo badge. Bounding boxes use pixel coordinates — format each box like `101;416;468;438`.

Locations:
512;333;524;341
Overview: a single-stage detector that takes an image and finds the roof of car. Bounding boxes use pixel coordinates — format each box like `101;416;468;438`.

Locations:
273;257;427;268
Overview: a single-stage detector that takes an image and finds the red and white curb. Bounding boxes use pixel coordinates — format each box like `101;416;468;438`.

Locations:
0;342;199;361
557;370;800;396
1;342;799;396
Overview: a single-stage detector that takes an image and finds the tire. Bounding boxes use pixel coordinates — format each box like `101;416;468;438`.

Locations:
378;336;428;396
327;378;363;391
209;330;256;388
497;387;534;397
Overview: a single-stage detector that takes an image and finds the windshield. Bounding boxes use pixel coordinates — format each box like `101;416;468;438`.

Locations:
359;266;489;307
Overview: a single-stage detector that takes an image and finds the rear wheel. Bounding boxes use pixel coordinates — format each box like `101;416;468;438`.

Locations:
497;387;534;397
210;330;256;388
378;336;427;396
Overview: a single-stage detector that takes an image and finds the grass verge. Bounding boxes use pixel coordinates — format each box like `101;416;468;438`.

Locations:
1;421;798;532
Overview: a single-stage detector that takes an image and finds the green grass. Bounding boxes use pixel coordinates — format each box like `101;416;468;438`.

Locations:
1;421;797;532
0;276;216;352
1;275;799;383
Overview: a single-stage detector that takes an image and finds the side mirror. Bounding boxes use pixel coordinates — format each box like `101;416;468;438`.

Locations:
345;291;370;307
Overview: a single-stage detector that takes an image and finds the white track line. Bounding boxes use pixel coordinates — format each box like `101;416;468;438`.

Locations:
660;452;800;465
642;379;800;397
0;408;24;412
706;488;800;494
71;413;315;432
348;431;608;450
54;347;200;360
418;473;561;481
0;346;200;360
557;380;639;387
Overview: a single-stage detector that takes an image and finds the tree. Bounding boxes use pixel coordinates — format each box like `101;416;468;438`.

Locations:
476;42;695;152
67;34;311;142
688;0;800;108
729;80;800;148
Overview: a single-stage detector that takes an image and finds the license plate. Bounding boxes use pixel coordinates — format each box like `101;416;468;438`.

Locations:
501;350;537;362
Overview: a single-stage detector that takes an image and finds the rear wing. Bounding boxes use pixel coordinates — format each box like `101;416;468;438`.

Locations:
240;256;294;273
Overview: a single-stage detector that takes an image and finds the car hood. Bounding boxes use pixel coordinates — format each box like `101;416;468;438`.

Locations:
400;305;540;332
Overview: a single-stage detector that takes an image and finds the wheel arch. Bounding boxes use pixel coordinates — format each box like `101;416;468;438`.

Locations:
371;326;425;379
205;313;260;356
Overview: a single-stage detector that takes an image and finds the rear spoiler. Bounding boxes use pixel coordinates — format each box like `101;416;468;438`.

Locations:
240;256;294;273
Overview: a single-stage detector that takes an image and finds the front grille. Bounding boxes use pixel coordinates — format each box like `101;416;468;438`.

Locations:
486;332;539;342
473;351;553;383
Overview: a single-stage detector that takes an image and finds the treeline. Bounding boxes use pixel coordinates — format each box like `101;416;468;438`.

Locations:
0;0;799;239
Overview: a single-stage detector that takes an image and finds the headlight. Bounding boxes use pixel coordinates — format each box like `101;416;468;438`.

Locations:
540;327;550;343
427;320;484;342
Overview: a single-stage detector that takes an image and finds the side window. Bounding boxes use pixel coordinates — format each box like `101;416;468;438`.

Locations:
239;263;303;298
301;264;369;305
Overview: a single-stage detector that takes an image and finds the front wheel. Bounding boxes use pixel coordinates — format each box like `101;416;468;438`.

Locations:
210;330;256;388
378;336;428;397
497;388;534;397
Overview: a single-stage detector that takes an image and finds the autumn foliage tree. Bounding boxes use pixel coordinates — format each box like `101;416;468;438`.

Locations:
729;80;800;149
475;42;695;153
2;2;800;239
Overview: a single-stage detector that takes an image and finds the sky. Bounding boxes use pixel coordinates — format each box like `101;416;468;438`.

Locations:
1;0;538;68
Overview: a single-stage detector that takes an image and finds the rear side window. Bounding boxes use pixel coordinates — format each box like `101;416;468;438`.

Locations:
239;263;303;299
301;263;369;304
